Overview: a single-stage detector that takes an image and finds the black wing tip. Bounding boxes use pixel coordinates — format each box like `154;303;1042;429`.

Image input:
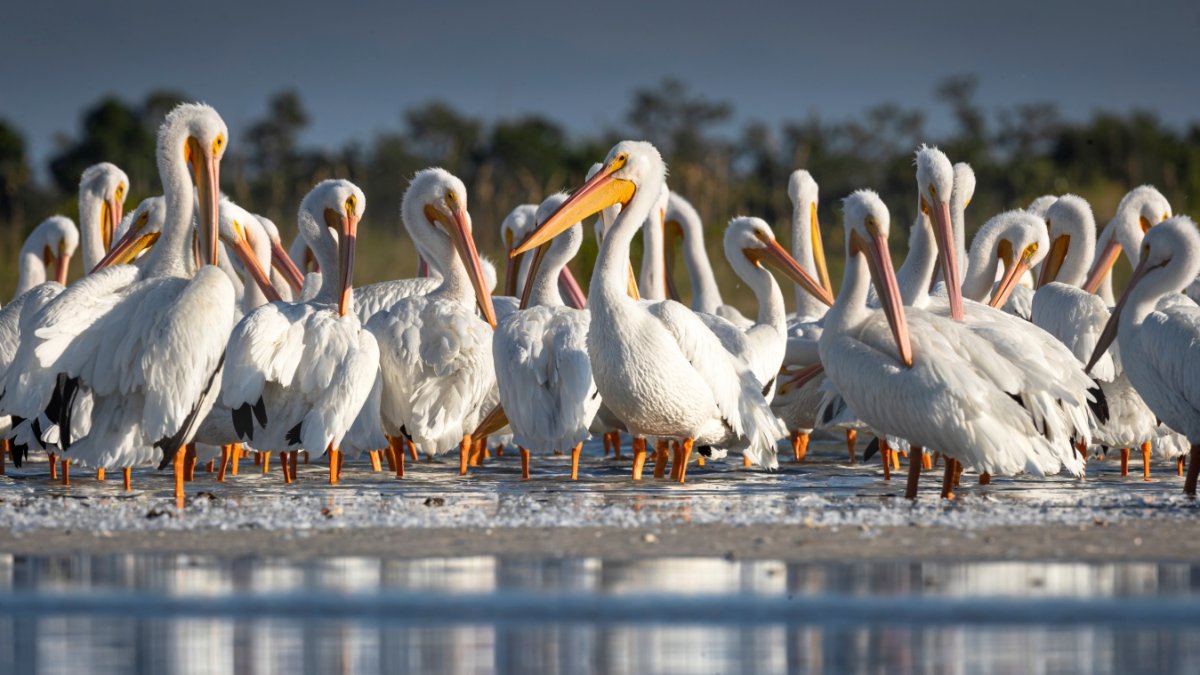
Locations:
863;437;880;463
285;422;303;446
1088;380;1110;425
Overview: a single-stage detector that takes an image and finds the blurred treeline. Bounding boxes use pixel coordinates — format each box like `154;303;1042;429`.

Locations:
1;76;1197;307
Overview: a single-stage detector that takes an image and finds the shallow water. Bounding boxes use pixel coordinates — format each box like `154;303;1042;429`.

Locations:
0;437;1195;533
1;553;1199;674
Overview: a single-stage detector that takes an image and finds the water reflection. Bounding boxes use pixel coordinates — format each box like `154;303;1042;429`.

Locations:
1;554;1199;674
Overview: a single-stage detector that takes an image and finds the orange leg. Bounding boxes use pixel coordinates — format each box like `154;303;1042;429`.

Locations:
1120;447;1130;476
677;438;695;484
697;455;705;467
205;460;214;473
291;449;299;480
261;451;271;475
892;448;902;471
184;444;197;482
953;460;963;487
742;453;752;467
631;437;647;480
173;450;186;509
396;442;405;478
880;439;891;481
328;445;341;485
940;458;957;500
218;445;230;482
671;441;683;481
281;451;293;484
570;443;583;481
458;435;470;476
123;467;132;492
602;433;611;457
1179;456;1186;477
611;431;622;460
846;429;858;465
61;458;70;486
979;472;991;485
1075;440;1088;460
382;440;397;473
0;439;7;475
791;431;810;463
921;451;933;471
49;452;57;481
254;451;262;466
653;440;669;479
230;443;241;476
369;450;382;473
1141;442;1152;482
520;447;531;480
406;439;418;462
96;468;105;482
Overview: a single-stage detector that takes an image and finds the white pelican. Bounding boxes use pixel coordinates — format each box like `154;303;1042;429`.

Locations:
903;149;1096;477
512;141;785;482
254;214;305;301
77;163;128;271
0;216;78;473
772;170;836;462
1086;217;1200;494
221;180;379;485
366;168;497;474
491;193;600;479
1030;195;1157;475
1084;186;1172;304
2;103;235;506
1027;195;1059;218
500;204;539;298
819;190;1085;500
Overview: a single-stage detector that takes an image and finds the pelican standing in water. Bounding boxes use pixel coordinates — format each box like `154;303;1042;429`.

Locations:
2;103;235;507
1086;218;1200;494
512;141;784;482
221;180;379;485
820;190;1085;500
367;169;497;473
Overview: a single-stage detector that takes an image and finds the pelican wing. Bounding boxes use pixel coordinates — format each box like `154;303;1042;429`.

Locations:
1031;283;1115;380
1136;303;1200;425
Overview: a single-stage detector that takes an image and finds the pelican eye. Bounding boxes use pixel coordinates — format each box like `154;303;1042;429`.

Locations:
212;135;225;155
345;195;358;214
1024;242;1039;257
115;183;126;200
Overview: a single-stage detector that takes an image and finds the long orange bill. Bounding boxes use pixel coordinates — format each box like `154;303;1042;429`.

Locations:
626;262;640;300
1037;235;1071;289
471;404;510;440
512;162;634;256
444;205;496;327
92;224;155;272
188;140;221;267
103;197;122;251
335;211;359;317
989;255;1032;309
54;253;71;285
228;226;283;303
929;200;962;319
810;203;834;298
1081;239;1121;295
858;230;913;367
1086;255;1150;373
751;237;834;307
778;363;825;395
559;267;587;309
270;240;306;293
519;242;550;309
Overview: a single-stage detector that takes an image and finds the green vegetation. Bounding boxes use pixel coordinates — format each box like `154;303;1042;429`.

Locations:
1;76;1197;309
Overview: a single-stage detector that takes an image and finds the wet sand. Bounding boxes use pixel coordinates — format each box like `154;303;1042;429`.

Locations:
1;520;1196;563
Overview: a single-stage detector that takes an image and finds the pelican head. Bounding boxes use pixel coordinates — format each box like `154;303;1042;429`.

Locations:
843;190;912;368
219;199;282;303
500;204;539;297
514;141;663;256
786;169;833;296
1087;217;1200;372
1083;185;1173;293
725;217;833;307
255;213;305;294
160;103;227;267
401;168;496;327
1036;194;1095;289
300;179;365;317
96;196;168;270
915;145;961;319
971;210;1048;308
79;162;129;255
22;216;79;287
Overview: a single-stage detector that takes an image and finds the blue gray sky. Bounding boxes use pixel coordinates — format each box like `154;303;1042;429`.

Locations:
3;0;1197;172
